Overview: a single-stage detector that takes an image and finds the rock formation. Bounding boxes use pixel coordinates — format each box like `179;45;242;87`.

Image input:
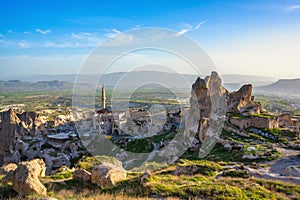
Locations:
0;163;18;175
186;71;263;147
0;109;46;165
227;84;262;114
73;169;91;183
91;162;127;188
2;159;47;196
140;170;151;184
186;71;227;144
284;165;300;177
0;109;22;164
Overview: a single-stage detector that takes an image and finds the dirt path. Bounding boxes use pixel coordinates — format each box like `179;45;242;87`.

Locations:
277;148;300;157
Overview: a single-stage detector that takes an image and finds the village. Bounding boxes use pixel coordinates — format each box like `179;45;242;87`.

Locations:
1;79;300;176
0;85;183;174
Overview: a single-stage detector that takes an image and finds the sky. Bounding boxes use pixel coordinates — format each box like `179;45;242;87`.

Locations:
1;0;300;79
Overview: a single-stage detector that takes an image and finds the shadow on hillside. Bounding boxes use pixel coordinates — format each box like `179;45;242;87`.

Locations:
269;155;300;175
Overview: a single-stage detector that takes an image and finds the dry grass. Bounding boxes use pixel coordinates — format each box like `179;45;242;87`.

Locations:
48;189;156;200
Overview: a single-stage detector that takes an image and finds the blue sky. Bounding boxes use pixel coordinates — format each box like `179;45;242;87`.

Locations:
1;0;300;79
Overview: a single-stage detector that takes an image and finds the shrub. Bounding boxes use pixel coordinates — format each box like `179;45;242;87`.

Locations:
222;170;249;178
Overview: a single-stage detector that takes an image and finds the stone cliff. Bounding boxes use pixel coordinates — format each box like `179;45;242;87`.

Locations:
0;109;45;165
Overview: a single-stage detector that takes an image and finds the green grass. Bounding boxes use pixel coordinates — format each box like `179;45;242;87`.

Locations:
176;159;223;176
249;113;275;119
222;170;249;179
204;143;244;162
47;171;73;180
2;159;300;200
229;112;249;119
124;138;154;153
77;155;122;172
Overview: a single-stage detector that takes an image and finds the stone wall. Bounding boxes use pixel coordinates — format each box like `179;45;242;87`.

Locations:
250;117;278;129
229;118;251;129
230;116;279;130
278;114;293;127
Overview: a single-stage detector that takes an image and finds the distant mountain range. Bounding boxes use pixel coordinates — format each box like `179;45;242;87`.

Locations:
255;78;300;97
10;71;276;88
2;71;299;97
0;80;89;92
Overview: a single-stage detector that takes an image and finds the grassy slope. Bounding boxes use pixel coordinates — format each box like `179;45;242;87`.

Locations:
2;159;300;200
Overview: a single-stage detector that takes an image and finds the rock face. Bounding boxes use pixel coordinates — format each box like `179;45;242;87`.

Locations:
227;84;262;114
186;71;263;149
3;159;47;196
0;109;46;165
0;109;22;164
91;162;126;188
73;169;91;183
186;71;227;143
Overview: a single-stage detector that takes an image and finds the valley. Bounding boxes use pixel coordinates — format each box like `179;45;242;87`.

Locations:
1;72;300;199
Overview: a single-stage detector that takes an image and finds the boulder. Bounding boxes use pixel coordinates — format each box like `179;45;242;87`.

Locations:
91;162;126;188
242;154;258;159
173;165;199;176
284;165;300;177
73;169;91;183
0;163;18;175
3;159;47;196
140;170;151;184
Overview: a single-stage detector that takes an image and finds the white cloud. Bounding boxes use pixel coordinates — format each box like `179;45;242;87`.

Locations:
102;33;134;47
0;33;3;38
27;32;105;48
24;31;31;35
176;29;189;36
70;32;102;42
18;40;31;48
194;21;206;30
286;5;300;11
71;32;87;39
176;21;205;36
36;29;51;34
7;30;14;34
105;28;121;38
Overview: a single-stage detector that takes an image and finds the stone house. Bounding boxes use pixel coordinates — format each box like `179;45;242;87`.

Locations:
229;115;279;130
